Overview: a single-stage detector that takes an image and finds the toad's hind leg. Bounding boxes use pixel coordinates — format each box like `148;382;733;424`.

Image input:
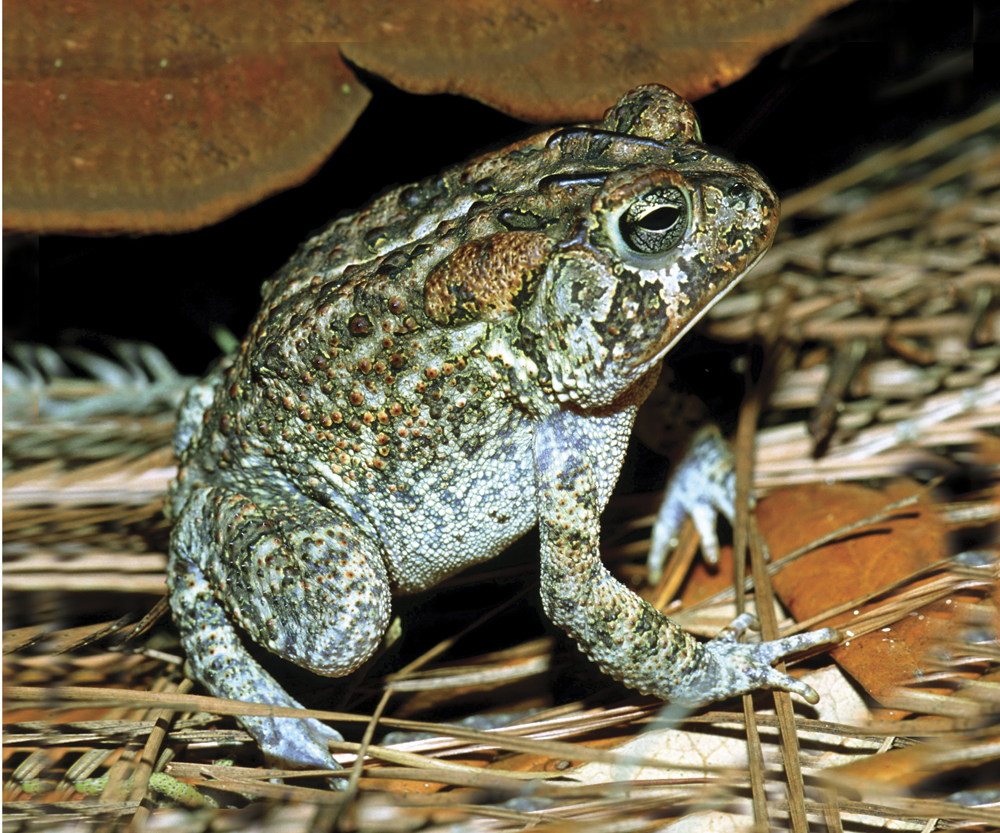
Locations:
167;485;392;771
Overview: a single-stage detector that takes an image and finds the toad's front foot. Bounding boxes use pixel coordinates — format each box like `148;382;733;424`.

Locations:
674;614;840;706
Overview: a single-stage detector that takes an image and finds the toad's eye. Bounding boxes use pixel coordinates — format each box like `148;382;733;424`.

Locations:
618;187;687;255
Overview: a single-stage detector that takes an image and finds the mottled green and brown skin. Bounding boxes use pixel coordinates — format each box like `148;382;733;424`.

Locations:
167;85;836;773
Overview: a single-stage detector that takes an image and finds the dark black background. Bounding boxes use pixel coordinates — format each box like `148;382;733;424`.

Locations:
8;0;995;375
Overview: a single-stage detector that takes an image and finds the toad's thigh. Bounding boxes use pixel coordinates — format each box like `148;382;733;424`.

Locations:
171;485;392;677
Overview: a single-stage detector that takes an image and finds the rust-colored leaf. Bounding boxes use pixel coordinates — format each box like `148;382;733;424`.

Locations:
758;482;956;707
340;0;855;121
824;739;984;792
5;0;852;234
826;742;938;788
973;436;1000;643
3;1;370;234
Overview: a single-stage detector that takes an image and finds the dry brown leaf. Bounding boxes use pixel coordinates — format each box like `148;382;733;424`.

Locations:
341;0;855;121
758;481;961;707
4;0;852;234
977;435;1000;537
3;1;370;234
826;743;941;791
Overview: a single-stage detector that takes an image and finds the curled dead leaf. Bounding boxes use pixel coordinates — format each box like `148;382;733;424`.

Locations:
4;0;853;234
341;0;856;121
3;2;370;234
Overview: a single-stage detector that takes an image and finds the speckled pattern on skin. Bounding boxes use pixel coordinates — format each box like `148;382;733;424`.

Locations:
167;85;838;775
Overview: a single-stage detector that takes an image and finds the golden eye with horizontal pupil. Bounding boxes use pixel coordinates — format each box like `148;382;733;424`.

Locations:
618;187;687;255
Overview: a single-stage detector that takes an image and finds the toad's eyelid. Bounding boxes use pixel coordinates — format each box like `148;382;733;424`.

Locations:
633;185;685;206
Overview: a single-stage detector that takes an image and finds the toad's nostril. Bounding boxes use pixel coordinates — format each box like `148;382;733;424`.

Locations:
725;181;750;201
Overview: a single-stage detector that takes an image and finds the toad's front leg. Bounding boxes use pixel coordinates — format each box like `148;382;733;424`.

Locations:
533;410;837;707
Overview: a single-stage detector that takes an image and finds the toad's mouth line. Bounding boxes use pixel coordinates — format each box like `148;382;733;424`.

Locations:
645;242;772;370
